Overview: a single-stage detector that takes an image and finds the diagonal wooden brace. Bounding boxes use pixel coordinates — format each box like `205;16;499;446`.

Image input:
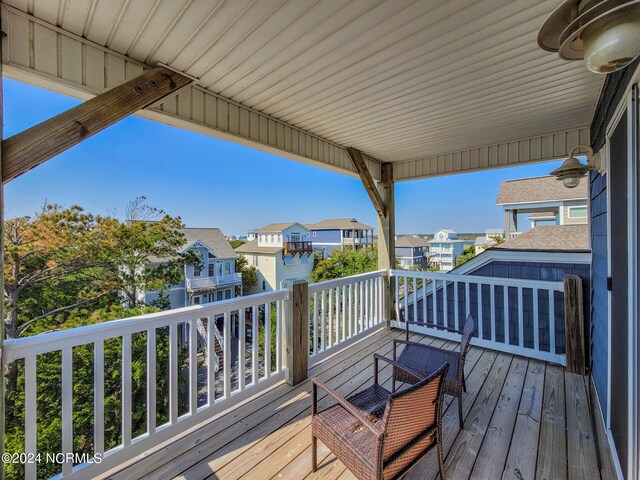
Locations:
346;147;387;218
2;66;192;182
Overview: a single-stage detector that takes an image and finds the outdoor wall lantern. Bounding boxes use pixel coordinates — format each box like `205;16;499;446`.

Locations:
538;0;640;74
550;145;601;187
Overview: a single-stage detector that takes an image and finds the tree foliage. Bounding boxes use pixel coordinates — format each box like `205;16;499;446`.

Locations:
235;254;257;296
455;245;477;268
229;239;246;249
3;198;197;340
310;248;378;283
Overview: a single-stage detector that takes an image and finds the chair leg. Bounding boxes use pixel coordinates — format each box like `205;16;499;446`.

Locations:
462;374;467;393
458;396;464;429
312;435;317;472
437;436;446;479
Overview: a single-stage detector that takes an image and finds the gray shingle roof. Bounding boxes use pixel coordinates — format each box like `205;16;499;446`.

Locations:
306;218;374;230
180;228;236;258
494;225;589;252
235;239;283;255
496;176;587;205
254;222;305;233
395;236;429;247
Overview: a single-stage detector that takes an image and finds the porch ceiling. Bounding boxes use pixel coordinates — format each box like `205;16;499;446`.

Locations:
1;0;602;181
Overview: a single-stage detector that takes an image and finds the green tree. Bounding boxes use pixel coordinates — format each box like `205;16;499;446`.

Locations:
310;248;378;283
235;254;257;296
455;246;477;267
109;196;201;308
229;239;246;249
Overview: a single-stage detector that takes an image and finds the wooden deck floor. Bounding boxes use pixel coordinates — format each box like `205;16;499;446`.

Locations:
106;328;613;480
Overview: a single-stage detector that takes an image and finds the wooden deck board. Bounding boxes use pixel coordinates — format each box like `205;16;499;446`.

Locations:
106;329;608;480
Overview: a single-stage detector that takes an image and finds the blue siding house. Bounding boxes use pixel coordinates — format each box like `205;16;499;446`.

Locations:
395;236;429;269
306;218;374;258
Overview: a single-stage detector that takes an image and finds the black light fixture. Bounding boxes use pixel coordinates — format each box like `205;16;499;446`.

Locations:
538;0;640;74
550;145;596;188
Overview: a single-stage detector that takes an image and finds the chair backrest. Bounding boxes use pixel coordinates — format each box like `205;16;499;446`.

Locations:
381;363;449;465
459;314;475;356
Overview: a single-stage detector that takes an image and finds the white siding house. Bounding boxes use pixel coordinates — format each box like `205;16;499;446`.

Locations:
236;222;314;294
428;229;466;271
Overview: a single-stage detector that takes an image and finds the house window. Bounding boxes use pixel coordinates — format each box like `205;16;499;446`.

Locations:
193;296;200;305
313;231;316;237
225;289;231;299
225;262;231;275
193;265;202;277
568;206;588;218
208;263;214;277
208;252;215;259
262;280;266;291
216;291;223;301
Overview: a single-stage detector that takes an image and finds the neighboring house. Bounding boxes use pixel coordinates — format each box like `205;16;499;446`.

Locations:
428;229;466;271
236;222;314;294
474;228;505;255
395;236;429;269
145;228;242;309
528;211;558;228
305;218;374;258
497;175;588;237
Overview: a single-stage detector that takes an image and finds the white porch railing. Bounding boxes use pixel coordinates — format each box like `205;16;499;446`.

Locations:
2;268;572;480
186;272;242;290
2;290;286;480
391;270;566;365
308;270;386;361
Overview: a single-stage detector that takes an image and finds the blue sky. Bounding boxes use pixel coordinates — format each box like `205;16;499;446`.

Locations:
4;78;562;236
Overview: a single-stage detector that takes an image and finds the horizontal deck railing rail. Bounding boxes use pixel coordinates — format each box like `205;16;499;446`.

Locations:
2;290;287;480
390;270;566;365
308;270;387;360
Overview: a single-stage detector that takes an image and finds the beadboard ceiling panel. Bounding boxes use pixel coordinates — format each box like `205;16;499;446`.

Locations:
1;0;604;180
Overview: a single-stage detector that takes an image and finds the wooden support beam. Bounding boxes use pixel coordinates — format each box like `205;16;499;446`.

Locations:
564;275;585;375
2;66;191;182
283;279;309;385
346;147;387;217
377;163;395;326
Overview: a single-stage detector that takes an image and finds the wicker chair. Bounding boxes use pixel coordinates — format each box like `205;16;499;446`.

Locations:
311;357;449;480
393;315;475;429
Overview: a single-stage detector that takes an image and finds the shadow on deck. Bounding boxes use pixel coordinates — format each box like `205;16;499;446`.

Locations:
104;328;613;480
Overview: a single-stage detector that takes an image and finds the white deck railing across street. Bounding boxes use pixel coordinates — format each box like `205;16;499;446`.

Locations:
2;290;287;480
391;270;566;365
186;272;242;290
2;268;570;480
308;270;386;363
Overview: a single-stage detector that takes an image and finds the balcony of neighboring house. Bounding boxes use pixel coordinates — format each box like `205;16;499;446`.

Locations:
2;269;614;480
185;273;242;292
283;240;314;256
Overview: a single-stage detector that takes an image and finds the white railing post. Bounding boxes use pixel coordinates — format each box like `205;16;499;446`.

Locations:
283;279;309;386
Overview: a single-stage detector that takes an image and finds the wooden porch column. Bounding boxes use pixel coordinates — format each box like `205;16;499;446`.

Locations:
2;66;191;182
346;147;395;327
564;275;586;374
377;163;395;327
283;279;309;385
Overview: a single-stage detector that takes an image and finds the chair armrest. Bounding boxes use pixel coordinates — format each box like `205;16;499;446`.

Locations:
394;339;464;360
374;353;425;381
311;378;383;438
